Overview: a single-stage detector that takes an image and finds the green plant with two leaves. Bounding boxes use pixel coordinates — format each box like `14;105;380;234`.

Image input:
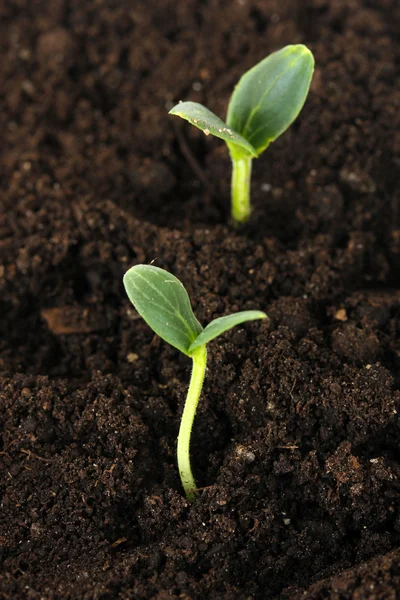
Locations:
123;264;266;501
170;44;314;224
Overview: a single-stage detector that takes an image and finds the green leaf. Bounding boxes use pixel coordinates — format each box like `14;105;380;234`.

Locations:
188;310;267;353
169;101;257;158
226;45;314;155
123;265;203;356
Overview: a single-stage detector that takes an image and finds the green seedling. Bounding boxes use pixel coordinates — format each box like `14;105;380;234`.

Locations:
123;264;266;501
169;44;314;224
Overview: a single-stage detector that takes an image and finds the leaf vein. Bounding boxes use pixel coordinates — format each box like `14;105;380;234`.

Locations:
241;57;298;139
133;270;197;339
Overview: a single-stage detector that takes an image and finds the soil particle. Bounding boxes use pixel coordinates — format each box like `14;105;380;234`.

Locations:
36;28;76;69
331;323;381;365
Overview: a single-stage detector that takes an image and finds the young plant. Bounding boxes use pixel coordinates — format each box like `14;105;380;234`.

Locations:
123;264;266;501
169;44;314;224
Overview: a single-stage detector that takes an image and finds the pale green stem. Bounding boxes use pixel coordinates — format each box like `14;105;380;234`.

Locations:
177;345;207;502
231;156;253;224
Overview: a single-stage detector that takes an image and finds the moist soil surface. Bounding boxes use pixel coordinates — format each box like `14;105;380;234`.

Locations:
1;0;400;598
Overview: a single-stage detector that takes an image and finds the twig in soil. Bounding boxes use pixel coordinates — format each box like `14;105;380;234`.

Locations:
169;45;314;225
20;449;52;462
249;518;260;533
95;462;117;488
195;484;214;492
110;538;128;549
172;119;211;190
278;444;299;450
123;264;266;502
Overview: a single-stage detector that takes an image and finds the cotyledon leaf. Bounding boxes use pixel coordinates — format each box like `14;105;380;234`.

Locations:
188;310;267;354
169;101;257;158
226;44;314;155
123;265;203;356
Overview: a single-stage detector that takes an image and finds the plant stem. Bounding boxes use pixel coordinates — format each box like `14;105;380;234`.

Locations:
231;155;253;224
177;344;207;502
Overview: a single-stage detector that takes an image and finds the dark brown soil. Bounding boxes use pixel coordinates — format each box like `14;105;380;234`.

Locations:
1;0;400;598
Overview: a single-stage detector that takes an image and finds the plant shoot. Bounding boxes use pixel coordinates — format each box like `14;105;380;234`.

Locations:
123;264;266;501
169;45;314;224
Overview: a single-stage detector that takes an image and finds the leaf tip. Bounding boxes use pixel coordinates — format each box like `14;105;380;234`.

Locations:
122;264;135;284
258;311;268;320
247;310;268;322
292;44;315;68
278;44;314;73
168;104;181;116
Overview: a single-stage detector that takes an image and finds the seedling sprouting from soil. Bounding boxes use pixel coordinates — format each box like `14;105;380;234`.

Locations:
123;264;266;501
169;45;314;224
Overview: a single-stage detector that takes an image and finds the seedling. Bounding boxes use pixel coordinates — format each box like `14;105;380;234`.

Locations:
169;44;314;224
123;264;266;501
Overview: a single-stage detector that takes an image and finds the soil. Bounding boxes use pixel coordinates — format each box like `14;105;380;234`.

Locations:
1;0;400;598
